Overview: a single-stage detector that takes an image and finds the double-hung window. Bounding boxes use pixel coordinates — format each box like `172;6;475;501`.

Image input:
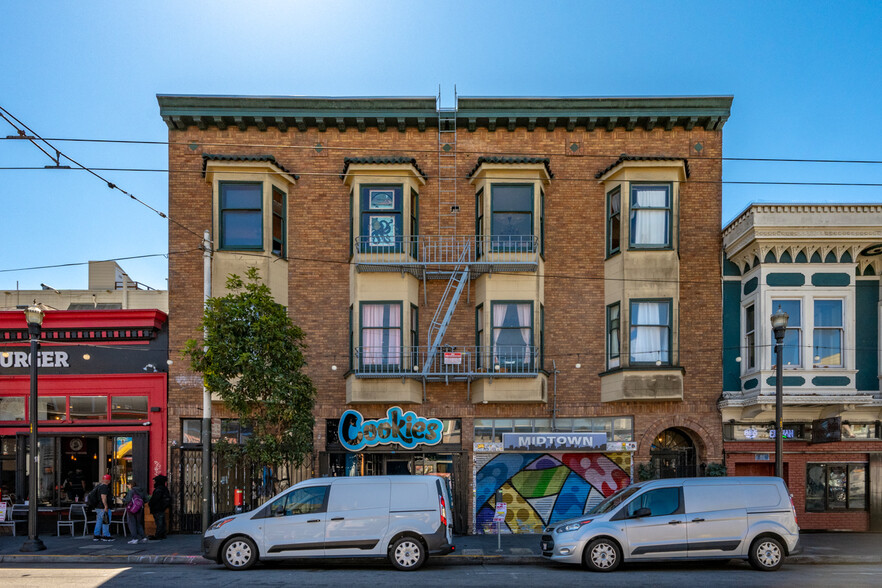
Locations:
607;187;621;256
607;303;621;368
220;182;263;249
476;304;484;369
814;300;843;367
744;304;756;370
629;300;671;364
491;302;533;371
629;184;671;248
410;304;419;368
771;299;801;367
360;302;402;370
491;184;533;251
271;187;286;257
361;185;402;252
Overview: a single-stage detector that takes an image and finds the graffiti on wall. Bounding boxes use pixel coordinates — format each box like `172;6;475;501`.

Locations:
475;452;631;534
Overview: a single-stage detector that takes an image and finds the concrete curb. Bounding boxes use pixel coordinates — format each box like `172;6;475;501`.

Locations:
0;553;879;567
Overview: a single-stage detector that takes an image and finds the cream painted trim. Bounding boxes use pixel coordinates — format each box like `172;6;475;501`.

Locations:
595;159;687;183
204;160;298;186
342;163;426;187
468;163;551;186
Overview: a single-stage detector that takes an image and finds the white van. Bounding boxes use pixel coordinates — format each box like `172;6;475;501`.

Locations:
541;476;801;572
203;475;455;571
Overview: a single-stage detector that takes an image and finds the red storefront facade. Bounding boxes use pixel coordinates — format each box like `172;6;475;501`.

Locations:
0;310;168;504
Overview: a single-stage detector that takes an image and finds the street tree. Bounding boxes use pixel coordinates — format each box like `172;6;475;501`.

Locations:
184;268;316;471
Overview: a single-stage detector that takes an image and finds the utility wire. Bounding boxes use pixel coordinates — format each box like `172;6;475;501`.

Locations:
0;106;207;244
2;165;882;188
5;134;882;166
0;250;198;274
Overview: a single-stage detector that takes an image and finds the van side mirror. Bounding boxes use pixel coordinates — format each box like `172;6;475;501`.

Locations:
631;507;651;518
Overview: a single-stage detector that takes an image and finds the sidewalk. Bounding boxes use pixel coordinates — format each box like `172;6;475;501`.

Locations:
1;530;880;566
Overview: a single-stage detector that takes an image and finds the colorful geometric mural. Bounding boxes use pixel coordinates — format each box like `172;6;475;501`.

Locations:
475;452;631;534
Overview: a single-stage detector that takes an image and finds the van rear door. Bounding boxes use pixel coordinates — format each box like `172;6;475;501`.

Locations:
683;484;747;555
324;479;390;556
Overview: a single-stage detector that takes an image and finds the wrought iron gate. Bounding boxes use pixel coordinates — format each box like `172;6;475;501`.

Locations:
171;446;314;533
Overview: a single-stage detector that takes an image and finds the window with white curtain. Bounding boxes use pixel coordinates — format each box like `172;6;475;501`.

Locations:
360;302;402;369
629;300;671;364
629;184;671;248
491;301;533;370
813;300;843;367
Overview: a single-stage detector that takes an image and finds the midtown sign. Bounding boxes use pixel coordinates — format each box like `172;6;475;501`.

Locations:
502;432;609;451
338;407;443;451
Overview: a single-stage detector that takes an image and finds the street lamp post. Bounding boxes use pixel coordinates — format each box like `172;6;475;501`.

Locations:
20;305;46;552
770;305;789;480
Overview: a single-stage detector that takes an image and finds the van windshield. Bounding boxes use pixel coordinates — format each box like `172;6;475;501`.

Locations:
587;485;642;515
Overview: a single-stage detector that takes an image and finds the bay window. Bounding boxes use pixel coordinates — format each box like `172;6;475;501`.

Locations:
360;185;403;251
607;303;621;368
629;300;671;364
360;302;402;369
219;182;263;249
744;304;756;370
629;184;671;248
770;299;802;367
491;184;533;251
491;301;533;370
813;300;843;367
607;187;621;256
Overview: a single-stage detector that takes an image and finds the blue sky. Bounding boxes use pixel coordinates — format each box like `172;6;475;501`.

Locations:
2;1;881;290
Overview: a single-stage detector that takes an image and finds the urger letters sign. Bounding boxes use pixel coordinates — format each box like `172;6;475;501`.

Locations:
339;407;443;451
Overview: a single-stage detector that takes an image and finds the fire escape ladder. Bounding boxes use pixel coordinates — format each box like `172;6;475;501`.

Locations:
423;242;470;373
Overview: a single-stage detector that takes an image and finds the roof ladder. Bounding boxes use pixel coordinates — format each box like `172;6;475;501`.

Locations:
437;85;458;237
423;242;470;373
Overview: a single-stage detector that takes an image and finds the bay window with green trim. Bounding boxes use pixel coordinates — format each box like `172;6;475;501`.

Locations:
607;302;621;369
629;184;671;249
219;182;263;250
359;302;402;371
360;185;403;252
271;186;286;257
607;187;621;256
629;299;671;365
490;184;534;252
491;301;534;371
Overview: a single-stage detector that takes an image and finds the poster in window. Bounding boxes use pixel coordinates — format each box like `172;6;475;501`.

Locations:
369;190;395;210
369;215;397;246
811;416;841;444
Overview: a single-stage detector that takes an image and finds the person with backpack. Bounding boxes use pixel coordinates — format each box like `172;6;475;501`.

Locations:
91;474;114;541
123;479;147;544
147;474;171;540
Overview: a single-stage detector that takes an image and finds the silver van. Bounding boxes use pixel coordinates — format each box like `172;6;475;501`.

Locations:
541;476;800;572
203;475;455;571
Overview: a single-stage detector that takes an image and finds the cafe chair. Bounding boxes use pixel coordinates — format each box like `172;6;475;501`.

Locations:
0;504;28;536
57;503;89;536
109;509;128;537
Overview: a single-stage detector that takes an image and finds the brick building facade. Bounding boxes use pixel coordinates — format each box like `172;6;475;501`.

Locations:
159;94;732;533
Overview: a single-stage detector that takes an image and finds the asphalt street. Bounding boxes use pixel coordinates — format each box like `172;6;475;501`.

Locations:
1;562;881;588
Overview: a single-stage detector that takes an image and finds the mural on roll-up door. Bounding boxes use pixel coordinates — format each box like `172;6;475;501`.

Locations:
475;453;631;534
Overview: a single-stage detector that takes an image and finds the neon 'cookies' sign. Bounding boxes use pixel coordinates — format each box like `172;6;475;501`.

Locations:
338;407;443;451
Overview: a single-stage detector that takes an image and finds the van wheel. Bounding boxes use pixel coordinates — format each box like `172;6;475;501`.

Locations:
221;536;258;571
749;536;784;571
389;536;426;571
583;538;621;572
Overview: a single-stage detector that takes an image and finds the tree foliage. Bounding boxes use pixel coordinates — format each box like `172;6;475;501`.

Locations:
184;268;316;468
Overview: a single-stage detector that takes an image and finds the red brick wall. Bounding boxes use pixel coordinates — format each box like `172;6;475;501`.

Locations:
165;120;725;499
724;440;881;531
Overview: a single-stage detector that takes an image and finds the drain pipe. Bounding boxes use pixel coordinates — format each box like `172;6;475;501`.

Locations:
551;360;559;431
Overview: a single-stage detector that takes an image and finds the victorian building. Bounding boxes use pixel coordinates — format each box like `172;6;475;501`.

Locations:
159;93;731;533
721;204;882;531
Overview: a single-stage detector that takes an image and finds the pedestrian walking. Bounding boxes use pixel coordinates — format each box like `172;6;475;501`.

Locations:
91;474;114;541
148;474;171;540
124;479;148;544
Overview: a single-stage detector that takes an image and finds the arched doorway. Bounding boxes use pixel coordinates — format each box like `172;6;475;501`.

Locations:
650;428;697;478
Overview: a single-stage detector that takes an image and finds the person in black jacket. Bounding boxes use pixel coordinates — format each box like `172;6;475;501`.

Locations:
148;474;171;540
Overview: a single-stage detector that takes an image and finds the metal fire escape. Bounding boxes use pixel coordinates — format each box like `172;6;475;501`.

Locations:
423;87;465;381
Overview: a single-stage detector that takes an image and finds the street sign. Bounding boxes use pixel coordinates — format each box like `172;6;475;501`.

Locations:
493;502;507;522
